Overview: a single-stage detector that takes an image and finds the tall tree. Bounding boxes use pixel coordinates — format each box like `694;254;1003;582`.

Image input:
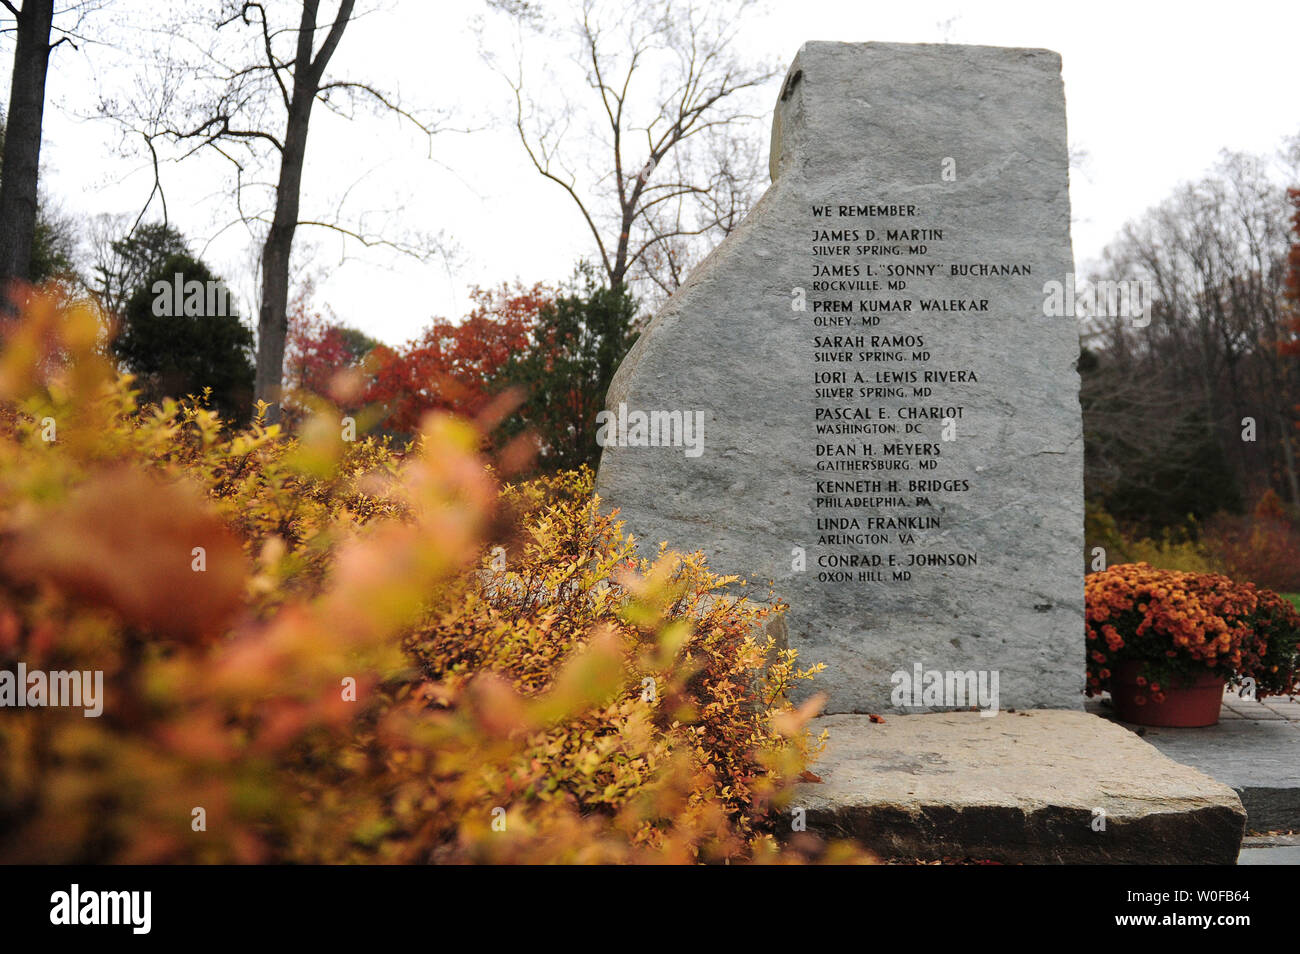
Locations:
115;252;255;422
253;0;352;423
0;115;80;285
492;0;774;299
0;0;55;299
118;1;443;421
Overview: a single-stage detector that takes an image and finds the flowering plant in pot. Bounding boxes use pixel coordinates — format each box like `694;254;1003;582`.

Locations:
1084;563;1300;727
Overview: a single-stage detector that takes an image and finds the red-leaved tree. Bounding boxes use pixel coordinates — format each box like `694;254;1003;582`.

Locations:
285;299;373;397
285;282;552;437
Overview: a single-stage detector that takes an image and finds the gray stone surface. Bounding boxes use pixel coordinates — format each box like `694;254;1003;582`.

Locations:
1238;845;1300;865
595;42;1083;714
1087;695;1300;831
795;711;1245;864
1243;833;1300;846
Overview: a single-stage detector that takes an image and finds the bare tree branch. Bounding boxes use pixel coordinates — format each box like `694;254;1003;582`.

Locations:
490;0;776;298
101;0;451;420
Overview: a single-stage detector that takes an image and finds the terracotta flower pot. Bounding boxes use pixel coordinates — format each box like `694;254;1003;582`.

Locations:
1109;660;1225;727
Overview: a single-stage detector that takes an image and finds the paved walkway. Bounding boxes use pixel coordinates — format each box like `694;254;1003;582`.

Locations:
1239;834;1300;865
1217;689;1300;722
1087;689;1300;865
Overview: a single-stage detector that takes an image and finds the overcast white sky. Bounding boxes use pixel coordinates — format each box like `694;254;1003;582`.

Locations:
10;0;1300;345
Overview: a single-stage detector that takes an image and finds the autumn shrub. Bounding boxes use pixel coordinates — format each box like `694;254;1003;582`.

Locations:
1084;503;1214;574
1123;531;1215;575
1089;492;1300;592
407;467;824;853
1202;490;1300;594
1085;563;1300;703
0;289;848;864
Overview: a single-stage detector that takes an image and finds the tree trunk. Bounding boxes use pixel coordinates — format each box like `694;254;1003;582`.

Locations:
255;4;317;422
0;0;56;302
253;0;352;423
255;113;306;423
1277;413;1300;507
608;205;635;294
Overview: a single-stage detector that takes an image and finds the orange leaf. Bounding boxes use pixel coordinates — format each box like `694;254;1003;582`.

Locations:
3;467;246;643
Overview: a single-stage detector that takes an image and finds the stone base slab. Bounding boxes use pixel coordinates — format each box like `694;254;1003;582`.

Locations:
795;710;1245;864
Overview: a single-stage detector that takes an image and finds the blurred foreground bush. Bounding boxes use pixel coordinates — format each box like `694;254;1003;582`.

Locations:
0;290;856;864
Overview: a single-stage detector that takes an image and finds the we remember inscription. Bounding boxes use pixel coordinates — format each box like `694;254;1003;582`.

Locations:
809;205;1032;583
596;42;1084;713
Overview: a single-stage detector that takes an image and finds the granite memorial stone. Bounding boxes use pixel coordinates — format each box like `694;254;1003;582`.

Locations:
595;41;1084;714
